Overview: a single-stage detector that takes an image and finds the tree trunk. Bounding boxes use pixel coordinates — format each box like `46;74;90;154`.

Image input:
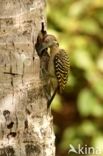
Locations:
0;0;55;156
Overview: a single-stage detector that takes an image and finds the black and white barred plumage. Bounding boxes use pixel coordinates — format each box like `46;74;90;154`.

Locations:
54;49;70;92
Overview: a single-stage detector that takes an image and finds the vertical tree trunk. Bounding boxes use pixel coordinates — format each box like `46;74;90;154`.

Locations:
0;0;55;156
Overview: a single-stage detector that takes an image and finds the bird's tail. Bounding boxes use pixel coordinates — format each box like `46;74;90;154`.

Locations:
47;86;59;108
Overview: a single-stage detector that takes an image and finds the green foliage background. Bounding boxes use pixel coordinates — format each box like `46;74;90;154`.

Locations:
47;0;103;156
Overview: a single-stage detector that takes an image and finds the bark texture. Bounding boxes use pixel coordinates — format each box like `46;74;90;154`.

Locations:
0;0;55;156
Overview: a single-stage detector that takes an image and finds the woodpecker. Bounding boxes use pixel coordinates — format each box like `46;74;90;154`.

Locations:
40;34;70;107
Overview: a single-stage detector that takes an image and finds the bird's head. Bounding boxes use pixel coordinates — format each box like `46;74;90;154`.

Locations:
39;34;59;52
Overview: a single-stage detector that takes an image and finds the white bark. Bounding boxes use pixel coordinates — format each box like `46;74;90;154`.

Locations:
0;0;55;156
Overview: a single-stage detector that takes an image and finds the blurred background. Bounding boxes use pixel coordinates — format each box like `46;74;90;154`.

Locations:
47;0;103;156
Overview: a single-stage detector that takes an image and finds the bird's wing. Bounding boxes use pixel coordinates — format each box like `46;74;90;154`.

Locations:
54;49;70;92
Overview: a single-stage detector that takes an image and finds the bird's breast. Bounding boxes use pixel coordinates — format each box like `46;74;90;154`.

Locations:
48;55;55;78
